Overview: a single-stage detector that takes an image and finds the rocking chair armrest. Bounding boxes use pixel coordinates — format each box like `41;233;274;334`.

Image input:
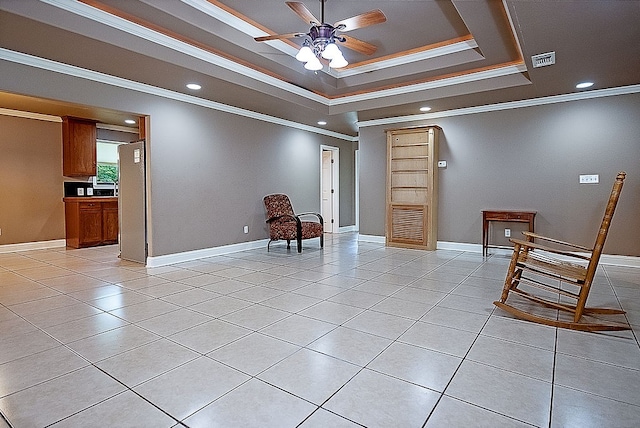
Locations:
521;231;592;252
509;238;593;261
296;212;324;224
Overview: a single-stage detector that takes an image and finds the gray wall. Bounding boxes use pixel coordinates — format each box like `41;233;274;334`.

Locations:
0;60;356;255
2;59;637;257
147;99;356;255
359;93;640;256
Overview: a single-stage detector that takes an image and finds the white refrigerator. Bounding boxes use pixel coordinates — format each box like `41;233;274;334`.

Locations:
118;140;147;264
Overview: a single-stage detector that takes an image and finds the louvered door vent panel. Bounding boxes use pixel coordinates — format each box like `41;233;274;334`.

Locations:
391;205;425;245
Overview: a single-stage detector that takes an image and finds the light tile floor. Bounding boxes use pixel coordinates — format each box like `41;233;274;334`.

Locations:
1;233;639;427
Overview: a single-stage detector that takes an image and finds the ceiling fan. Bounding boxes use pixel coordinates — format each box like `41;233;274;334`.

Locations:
254;1;386;69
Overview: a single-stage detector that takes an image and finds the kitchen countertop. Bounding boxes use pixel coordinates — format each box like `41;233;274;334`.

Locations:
63;196;118;202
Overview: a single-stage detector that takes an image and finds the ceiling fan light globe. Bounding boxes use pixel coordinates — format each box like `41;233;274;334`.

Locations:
329;54;348;69
304;57;323;70
321;42;341;60
296;46;315;62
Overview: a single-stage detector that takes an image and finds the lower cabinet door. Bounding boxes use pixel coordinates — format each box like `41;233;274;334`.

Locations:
102;202;119;244
78;204;102;247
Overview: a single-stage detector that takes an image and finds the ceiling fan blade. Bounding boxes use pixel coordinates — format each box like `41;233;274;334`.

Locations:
333;10;386;32
254;32;306;42
339;35;378;56
286;2;320;25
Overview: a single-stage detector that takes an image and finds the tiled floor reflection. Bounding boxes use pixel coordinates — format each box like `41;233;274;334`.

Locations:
1;233;639;427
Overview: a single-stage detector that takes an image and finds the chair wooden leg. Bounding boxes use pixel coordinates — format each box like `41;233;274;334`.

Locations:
500;243;522;302
320;234;324;248
297;236;302;253
286;239;290;249
574;281;593;322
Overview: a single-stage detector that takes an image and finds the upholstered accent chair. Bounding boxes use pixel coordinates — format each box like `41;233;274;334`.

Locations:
263;194;323;253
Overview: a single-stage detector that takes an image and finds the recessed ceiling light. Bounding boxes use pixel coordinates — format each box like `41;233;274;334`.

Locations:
186;83;201;90
419;106;432;112
124;119;136;125
317;121;327;125
576;82;594;89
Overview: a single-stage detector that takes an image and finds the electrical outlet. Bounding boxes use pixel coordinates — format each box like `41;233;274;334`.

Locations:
243;225;249;234
504;228;511;238
437;160;447;168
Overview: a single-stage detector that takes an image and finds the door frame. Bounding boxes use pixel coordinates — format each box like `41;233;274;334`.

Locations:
320;145;339;233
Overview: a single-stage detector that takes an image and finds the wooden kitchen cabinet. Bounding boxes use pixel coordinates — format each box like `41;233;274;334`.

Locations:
62;117;97;177
64;197;118;248
102;201;119;244
78;201;102;247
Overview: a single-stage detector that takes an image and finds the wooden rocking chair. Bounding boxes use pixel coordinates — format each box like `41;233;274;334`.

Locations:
494;172;629;331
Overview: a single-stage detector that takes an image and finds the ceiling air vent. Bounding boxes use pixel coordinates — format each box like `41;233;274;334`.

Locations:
531;51;556;68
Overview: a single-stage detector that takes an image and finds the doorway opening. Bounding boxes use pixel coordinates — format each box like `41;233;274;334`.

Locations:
320;145;339;233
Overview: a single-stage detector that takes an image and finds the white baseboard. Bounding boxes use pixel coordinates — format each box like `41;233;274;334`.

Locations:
436;241;484;253
149;227;356;267
5;236;636;268
146;239;269;267
0;239;66;253
355;237;640;268
357;234;386;244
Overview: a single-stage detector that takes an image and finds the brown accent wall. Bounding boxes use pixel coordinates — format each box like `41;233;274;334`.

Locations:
0;115;65;244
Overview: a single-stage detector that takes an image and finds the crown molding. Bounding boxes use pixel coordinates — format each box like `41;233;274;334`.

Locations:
357;84;640;128
0;48;357;142
331;62;527;106
336;39;480;78
37;0;527;108
42;0;327;104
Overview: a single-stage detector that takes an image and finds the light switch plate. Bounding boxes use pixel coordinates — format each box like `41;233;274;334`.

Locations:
579;174;599;184
437;160;447;168
77;188;84;196
86;188;93;196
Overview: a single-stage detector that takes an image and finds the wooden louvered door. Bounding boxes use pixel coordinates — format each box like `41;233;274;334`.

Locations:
386;126;439;250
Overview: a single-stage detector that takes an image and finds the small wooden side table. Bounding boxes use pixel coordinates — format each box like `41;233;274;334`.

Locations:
482;210;536;256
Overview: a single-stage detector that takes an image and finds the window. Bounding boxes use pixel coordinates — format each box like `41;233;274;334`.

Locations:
95;140;124;186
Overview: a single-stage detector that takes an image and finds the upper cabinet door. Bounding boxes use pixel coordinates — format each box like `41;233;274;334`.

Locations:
62;117;97;177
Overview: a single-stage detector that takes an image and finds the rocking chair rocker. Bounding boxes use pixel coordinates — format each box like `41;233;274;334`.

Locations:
494;172;629;331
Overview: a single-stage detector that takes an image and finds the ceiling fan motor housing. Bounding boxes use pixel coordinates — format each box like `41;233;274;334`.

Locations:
310;24;334;41
308;24;336;54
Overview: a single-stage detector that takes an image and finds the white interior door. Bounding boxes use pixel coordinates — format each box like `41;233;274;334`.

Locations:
320;146;339;233
322;150;333;232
